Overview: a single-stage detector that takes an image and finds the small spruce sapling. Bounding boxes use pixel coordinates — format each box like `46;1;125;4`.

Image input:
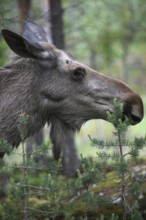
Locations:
89;98;145;220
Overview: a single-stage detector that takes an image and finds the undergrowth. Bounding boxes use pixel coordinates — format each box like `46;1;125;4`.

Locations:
0;99;146;220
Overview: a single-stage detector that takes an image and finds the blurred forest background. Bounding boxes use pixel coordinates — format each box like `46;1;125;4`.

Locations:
0;0;146;157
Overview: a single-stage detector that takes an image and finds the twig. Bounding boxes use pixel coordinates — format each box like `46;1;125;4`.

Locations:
22;140;28;220
117;130;127;220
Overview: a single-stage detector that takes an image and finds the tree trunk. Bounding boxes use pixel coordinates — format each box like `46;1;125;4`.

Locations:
49;0;64;49
17;0;31;34
49;0;79;176
122;42;129;83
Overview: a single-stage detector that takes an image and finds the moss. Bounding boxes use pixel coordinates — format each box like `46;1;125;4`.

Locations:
0;156;146;219
0;197;23;220
29;197;49;208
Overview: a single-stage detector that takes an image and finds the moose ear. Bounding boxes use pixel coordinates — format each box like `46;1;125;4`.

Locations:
22;20;48;43
1;29;49;59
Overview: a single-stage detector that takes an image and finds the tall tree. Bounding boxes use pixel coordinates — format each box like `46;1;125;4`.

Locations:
17;0;31;33
49;0;79;176
50;0;64;49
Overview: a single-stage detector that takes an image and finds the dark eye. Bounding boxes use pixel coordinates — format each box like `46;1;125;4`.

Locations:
72;67;86;81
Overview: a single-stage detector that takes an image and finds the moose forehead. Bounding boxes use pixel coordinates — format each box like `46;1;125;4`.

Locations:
41;42;72;64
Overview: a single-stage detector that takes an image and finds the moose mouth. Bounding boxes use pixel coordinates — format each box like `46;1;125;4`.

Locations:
41;92;65;103
106;101;143;126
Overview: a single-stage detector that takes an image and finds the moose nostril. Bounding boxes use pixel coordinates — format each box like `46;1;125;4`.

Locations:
130;113;142;125
123;100;143;125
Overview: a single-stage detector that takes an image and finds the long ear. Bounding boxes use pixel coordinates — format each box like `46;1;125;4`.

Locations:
1;29;49;58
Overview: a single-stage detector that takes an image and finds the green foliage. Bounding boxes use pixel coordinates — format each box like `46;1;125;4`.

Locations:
0;196;23;220
78;155;106;189
17;112;29;141
0;37;8;66
89;99;146;219
5;101;144;219
0;107;146;219
107;99;129;128
0;138;13;155
64;0;146;59
63;0;146;90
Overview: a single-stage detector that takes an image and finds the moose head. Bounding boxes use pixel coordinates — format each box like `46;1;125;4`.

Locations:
0;21;143;154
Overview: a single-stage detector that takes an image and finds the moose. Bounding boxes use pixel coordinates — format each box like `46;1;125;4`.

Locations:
0;22;144;176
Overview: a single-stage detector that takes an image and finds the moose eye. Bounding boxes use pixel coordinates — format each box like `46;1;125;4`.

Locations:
72;67;86;81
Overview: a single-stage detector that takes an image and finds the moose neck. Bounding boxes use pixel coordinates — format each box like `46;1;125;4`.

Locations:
0;57;45;147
